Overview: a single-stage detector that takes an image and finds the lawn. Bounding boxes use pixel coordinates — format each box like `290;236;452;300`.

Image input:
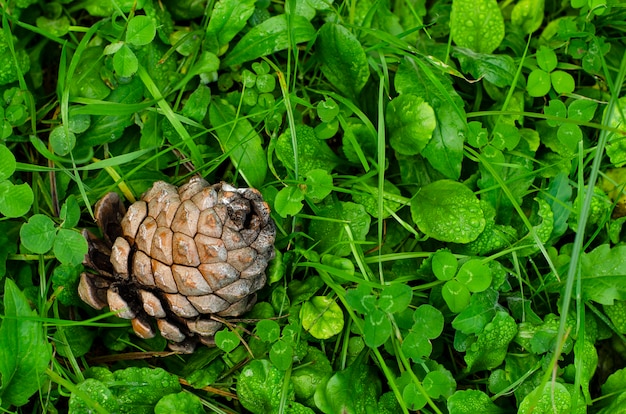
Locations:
1;0;626;412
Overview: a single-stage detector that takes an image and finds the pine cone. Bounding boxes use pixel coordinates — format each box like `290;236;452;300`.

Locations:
79;177;276;353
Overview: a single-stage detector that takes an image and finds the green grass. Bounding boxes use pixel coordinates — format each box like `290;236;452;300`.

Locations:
1;0;626;412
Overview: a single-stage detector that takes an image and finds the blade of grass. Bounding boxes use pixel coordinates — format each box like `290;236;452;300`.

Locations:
137;64;203;169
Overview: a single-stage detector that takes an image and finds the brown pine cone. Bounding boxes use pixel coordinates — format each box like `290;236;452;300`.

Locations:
78;177;276;353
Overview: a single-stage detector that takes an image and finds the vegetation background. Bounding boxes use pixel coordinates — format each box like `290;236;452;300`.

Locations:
1;0;626;412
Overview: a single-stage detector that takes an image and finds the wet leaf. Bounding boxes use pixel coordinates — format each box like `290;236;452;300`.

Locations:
387;94;436;155
316;22;370;98
411;180;485;243
450;0;504;53
222;15;315;67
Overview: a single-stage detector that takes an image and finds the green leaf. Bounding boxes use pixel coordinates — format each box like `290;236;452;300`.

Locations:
411;179;486;243
36;15;70;37
292;346;333;402
536;46;558;72
288;276;325;305
492;123;520;151
126;15;156;46
442;280;471;313
345;284;377;314
453;48;516;87
527;69;551;97
276;124;339;177
256;319;281;343
423;371;455;399
68;112;91;134
303;169;333;202
557;123;582;152
181;84;211;122
518;382;571;414
69;46;110;100
314;361;381;414
378;284;413;314
19;214;56;254
53;228;88;266
300;296;344;340
316;23;370;98
364;308;392;348
605;96;626;167
60;196;81;229
0;182;33;218
222;15;315;67
238;359;295;414
413;304;444;339
81;78;144;146
112;367;181;409
432;250;458;281
155;392;203;414
68;378;119;414
402;383;428;411
551;70;575;94
274;186;304;218
0;279;52;407
456;259;492;292
113;44;139;77
317;98;340;123
387;94;436;155
450;0;504;53
421;103;466;180
270;340;294;371
49;126;76;156
402;332;433;361
186;51;220;79
568;99;598;122
205;0;257;54
352;180;402;219
544;99;567;127
215;329;240;353
321;254;355;276
580;244;626;305
54;326;95;358
0;145;16;181
511;0;544;34
575;339;597;404
447;389;505;413
51;264;83;307
464;311;517;372
452;289;499;334
308;201;371;257
601;367;626;396
209;98;267;187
